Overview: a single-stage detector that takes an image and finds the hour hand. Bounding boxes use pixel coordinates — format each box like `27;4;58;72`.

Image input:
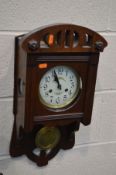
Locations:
53;70;61;90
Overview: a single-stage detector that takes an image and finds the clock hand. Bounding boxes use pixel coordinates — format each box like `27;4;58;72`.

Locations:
53;70;62;90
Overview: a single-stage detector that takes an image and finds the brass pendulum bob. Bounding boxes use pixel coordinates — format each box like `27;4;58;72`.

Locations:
35;127;61;150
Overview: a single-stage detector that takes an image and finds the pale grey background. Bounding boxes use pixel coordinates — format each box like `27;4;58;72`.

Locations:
0;0;116;174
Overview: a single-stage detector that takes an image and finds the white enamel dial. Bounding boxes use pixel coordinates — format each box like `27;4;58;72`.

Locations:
39;66;81;109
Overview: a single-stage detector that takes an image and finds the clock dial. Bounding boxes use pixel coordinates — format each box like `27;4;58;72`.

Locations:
39;66;81;109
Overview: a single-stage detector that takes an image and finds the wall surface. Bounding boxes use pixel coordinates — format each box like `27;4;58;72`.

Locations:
0;0;116;174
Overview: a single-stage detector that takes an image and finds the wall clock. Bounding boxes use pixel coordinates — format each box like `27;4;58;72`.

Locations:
10;24;107;166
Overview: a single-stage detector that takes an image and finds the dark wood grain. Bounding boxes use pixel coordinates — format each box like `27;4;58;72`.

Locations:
10;23;107;166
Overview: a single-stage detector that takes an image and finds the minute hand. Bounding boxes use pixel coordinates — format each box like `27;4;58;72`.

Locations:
54;70;62;90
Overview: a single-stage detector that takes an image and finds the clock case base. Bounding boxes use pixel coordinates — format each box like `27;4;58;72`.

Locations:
10;119;80;166
10;24;107;166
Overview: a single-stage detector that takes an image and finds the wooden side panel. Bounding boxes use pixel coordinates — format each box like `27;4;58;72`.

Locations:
14;36;27;137
82;53;99;125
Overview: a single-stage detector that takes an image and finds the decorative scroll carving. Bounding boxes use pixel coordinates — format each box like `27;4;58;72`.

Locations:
22;24;107;53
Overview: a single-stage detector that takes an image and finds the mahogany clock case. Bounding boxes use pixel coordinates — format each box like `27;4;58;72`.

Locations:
10;24;107;166
26;54;94;125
